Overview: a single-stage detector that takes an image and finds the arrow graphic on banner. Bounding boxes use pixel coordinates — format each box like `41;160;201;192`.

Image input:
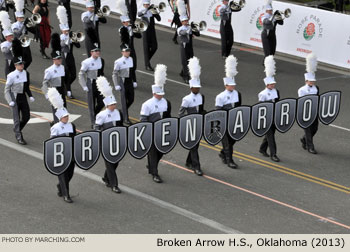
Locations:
0;112;81;124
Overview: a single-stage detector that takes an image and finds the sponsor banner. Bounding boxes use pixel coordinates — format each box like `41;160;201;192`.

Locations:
72;0;350;68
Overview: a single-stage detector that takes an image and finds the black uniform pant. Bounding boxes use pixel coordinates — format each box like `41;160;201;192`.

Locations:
302;120;319;150
103;161;119;187
57;162;75;197
221;133;236;162
259;125;277;156
23;46;32;70
143;34;158;67
147;145;163;176
12;94;30;140
220;22;234;57
180;43;194;80
63;53;76;92
51;86;67;123
186;143;201;170
130;48;137;82
261;30;277;57
4;60;15;76
86;79;104;126
172;12;181;41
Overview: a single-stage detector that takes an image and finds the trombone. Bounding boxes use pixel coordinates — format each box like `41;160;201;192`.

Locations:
26;13;42;28
97;5;111;17
230;0;246;11
132;19;148;33
274;8;292;20
149;2;166;15
70;31;85;43
191;21;207;33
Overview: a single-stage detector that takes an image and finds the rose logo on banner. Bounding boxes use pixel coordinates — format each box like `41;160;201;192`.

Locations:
304;23;315;41
212;4;222;21
256;13;264;31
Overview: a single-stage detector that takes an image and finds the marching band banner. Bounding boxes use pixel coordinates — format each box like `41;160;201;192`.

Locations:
72;0;350;68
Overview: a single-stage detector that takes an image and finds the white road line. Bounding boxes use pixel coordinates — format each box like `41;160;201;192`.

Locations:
0;137;241;234
329;124;350;132
136;70;189;87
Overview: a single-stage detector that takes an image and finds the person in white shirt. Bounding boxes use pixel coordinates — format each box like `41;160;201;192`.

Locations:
179;57;204;176
298;53;319;154
140;64;171;183
216;55;241;169
258;56;280;162
0;11;14;75
95;77;124;193
48;88;76;203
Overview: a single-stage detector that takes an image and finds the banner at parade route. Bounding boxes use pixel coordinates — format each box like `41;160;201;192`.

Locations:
72;0;350;68
44;92;341;176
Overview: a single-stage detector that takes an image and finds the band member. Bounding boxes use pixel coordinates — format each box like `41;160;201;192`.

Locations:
138;0;161;71
12;0;33;69
33;0;52;59
81;0;106;56
261;0;283;58
48;88;75;203
216;55;241;169
298;53;319;154
0;11;14;76
57;5;80;99
117;0;141;86
177;2;199;84
219;0;241;58
179;57;204;176
125;0;137;24
42;33;67;124
58;0;72;29
95;76;123;194
169;0;190;44
78;37;105;128
113;45;136;125
4;55;35;145
140;64;171;183
258;55;280;162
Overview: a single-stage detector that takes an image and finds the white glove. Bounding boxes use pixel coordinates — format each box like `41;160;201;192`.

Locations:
133;82;137;88
29;97;35;103
115;85;121;91
9;101;15;107
83;87;89;92
45;94;49;100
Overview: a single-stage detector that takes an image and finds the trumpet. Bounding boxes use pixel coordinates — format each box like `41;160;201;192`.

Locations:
70;31;85;43
97;5;111;17
230;0;246;11
26;13;42;28
133;19;148;33
19;35;34;47
191;21;207;32
274;8;292;20
149;2;166;15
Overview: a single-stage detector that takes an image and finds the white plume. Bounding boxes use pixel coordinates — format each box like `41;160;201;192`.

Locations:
14;0;24;12
177;0;187;16
56;6;68;25
264;55;276;77
116;0;128;16
154;64;167;87
306;53;318;74
188;57;201;80
0;11;12;30
48;88;64;109
96;76;113;98
225;55;238;78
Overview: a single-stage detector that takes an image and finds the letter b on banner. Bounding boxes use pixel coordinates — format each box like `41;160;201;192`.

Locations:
101;127;127;164
44;137;73;176
74;131;100;170
179;114;203;150
154;118;178;154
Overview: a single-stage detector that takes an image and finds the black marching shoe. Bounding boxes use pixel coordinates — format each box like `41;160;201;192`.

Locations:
102;177;111;187
185;163;192;169
172;37;178;44
63;196;73;203
112;186;121;193
194;169;203;176
271;155;280;162
219;152;227;164
227;160;238;169
57;184;62;197
300;138;306;150
152;175;163;183
17;137;27;145
146;64;154;71
124;119;132;126
308;148;317;154
259;149;269;157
